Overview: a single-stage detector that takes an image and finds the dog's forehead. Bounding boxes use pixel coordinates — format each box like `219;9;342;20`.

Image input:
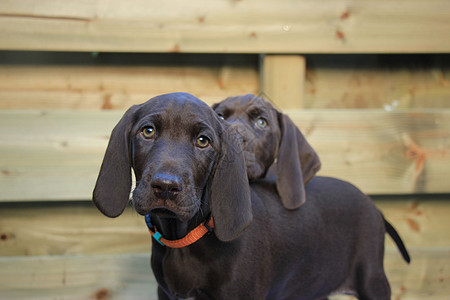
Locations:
139;93;216;121
221;95;275;113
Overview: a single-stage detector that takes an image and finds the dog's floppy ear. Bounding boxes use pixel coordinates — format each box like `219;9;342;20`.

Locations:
276;113;321;210
210;125;252;242
93;105;140;217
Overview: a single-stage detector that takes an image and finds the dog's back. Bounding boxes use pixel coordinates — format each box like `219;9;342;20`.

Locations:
245;175;390;299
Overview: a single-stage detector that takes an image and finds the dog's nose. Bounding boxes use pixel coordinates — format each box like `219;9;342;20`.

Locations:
150;173;183;199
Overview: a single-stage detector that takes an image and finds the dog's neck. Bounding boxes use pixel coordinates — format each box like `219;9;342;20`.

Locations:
149;211;209;240
149;215;190;240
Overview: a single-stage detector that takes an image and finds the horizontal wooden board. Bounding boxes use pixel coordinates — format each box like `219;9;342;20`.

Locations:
289;109;450;194
0;202;150;257
0;54;259;110
0;248;447;300
1;52;448;111
1;198;449;257
1;198;448;298
0;0;449;53
0;110;121;201
303;54;450;109
0;253;158;300
1;109;449;201
384;248;449;300
374;197;450;250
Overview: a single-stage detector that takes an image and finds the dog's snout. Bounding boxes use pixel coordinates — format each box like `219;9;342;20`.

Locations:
230;123;247;144
150;173;183;199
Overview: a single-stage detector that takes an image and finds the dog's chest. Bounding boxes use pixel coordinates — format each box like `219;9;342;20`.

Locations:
163;250;210;297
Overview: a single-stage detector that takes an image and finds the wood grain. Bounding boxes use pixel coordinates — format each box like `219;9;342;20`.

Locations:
288;109;450;194
1;198;448;298
0;197;448;257
0;110;122;201
0;203;150;257
0;0;449;53
1;109;448;201
262;55;306;110
0;60;259;110
304;55;450;109
0;248;447;300
1;53;448;111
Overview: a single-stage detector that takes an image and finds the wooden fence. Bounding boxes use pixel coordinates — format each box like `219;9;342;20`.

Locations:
0;1;449;299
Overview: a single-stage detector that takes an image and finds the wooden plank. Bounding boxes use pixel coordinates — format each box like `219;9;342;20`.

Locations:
0;253;158;300
1;52;448;111
0;56;259;110
0;109;449;201
0;203;150;257
334;248;450;300
384;248;450;300
0;196;448;257
1;197;448;298
304;54;450;109
0;110;123;201
261;55;306;110
0;0;449;53
288;109;450;195
0;248;447;299
3;53;449;111
374;197;450;249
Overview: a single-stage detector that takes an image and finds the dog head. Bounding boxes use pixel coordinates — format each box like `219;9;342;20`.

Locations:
93;93;252;242
213;94;321;209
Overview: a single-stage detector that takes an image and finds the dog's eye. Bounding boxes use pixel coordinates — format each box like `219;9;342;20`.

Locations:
141;126;156;139
217;113;225;120
255;117;268;129
195;136;210;148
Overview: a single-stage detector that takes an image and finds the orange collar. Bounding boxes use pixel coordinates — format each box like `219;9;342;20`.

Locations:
145;215;214;248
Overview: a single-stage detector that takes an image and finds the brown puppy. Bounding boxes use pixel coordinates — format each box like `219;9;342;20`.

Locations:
213;93;410;259
213;94;321;210
93;93;408;299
